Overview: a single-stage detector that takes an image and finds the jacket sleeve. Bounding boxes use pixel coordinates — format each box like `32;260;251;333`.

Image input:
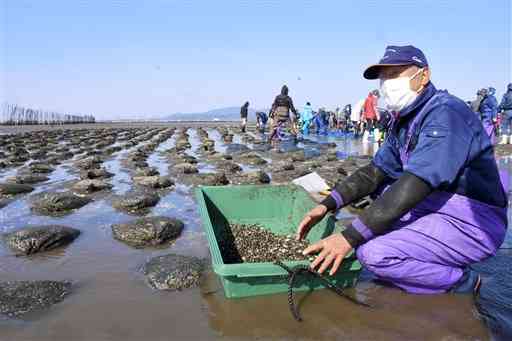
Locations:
489;98;499;118
499;95;505;111
288;97;298;116
320;162;389;211
270;96;278;112
478;97;487;113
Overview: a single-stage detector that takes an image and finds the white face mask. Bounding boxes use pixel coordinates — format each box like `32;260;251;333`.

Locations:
380;68;423;112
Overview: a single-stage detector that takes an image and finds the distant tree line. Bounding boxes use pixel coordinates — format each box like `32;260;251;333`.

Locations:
1;103;95;125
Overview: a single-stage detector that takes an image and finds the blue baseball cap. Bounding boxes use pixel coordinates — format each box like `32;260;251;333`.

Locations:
363;45;429;80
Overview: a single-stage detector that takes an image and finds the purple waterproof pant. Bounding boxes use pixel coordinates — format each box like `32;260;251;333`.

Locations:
483;121;496;145
356;191;507;294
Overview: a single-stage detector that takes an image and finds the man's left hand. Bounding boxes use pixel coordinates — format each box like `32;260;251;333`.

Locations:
303;234;353;276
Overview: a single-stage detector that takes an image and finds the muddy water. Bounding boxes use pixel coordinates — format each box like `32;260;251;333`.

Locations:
0;124;510;341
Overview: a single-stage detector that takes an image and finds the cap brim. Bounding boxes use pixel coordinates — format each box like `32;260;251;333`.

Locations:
363;63;412;80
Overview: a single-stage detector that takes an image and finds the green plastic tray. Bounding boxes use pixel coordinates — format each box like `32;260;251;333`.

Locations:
195;184;361;298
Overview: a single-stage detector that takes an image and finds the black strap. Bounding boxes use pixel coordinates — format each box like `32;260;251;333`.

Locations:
274;261;371;322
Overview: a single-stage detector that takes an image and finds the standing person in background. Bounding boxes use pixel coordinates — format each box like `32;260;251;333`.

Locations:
479;87;499;144
343;104;352;133
352;99;365;137
376;108;391;144
471;89;486;113
330;110;338;130
300;102;314;135
327;110;333;129
240;101;249;133
362;90;380;139
315;108;329;135
499;83;512;144
256;111;268;133
335;107;342;130
488;87;499;138
321;108;330;135
269;85;299;140
474;88;488;117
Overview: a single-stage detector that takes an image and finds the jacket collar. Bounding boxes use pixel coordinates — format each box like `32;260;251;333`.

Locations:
397;82;437;118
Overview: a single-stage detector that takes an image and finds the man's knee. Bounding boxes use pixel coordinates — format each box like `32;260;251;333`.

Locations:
356;239;400;272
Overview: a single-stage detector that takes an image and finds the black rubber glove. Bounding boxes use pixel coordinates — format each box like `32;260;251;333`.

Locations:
321;162;388;211
342;171;433;248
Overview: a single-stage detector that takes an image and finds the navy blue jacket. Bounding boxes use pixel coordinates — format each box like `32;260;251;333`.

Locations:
499;90;512;112
374;82;506;208
479;94;499;121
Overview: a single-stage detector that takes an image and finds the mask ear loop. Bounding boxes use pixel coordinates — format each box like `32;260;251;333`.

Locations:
411;68;425;93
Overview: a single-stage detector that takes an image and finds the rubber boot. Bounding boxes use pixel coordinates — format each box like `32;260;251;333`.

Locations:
362;130;370;141
373;128;381;143
500;134;509;144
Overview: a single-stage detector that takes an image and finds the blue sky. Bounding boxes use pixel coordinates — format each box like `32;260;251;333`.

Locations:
2;0;511;119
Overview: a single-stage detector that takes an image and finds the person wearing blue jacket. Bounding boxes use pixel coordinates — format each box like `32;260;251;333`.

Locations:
296;45;507;296
499;83;512;144
300;102;314;135
314;108;329;135
479;87;499;144
256;111;268;133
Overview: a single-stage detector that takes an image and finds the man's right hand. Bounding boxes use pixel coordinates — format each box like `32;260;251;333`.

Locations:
296;204;328;241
